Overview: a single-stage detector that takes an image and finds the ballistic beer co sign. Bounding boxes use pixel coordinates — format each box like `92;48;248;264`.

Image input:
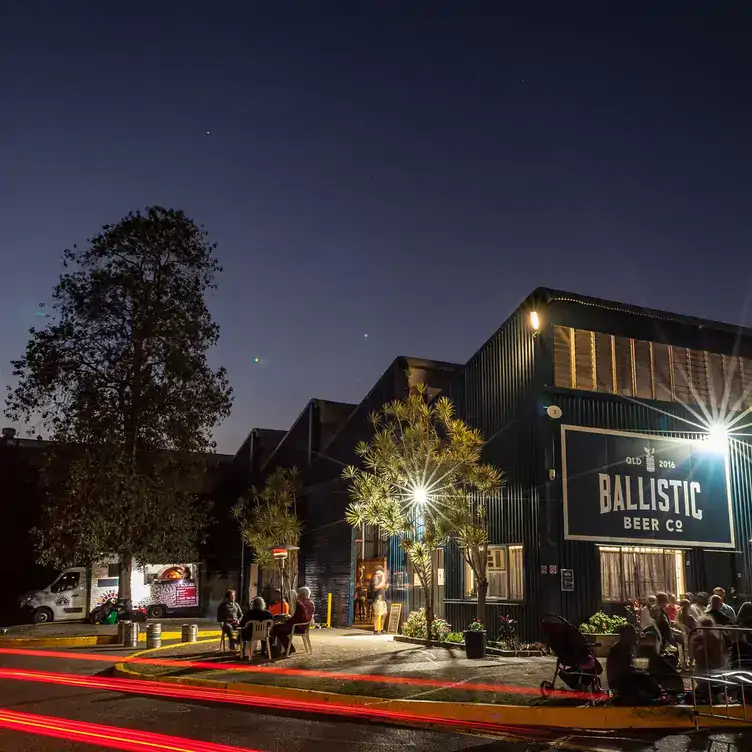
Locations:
561;426;734;548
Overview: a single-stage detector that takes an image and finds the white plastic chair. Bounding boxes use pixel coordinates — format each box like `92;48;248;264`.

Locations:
242;619;273;660
286;619;314;656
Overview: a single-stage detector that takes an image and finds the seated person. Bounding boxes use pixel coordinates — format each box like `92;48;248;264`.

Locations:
607;624;661;704
272;586;315;655
216;589;243;650
239;597;274;656
268;589;290;617
644;642;685;696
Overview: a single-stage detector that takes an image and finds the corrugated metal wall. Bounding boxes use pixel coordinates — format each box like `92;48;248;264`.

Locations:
299;484;354;626
448;306;543;639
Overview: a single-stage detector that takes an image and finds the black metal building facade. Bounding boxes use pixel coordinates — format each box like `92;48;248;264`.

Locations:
447;288;752;640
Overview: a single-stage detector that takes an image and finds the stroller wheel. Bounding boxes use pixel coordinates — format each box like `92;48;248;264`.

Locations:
540;680;555;698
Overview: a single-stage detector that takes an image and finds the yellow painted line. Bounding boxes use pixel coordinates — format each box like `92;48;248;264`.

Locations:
0;630;221;649
113;645;752;731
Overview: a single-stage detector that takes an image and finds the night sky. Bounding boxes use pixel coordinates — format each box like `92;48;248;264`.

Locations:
2;3;751;453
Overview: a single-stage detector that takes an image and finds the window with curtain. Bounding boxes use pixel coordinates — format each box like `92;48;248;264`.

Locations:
652;343;673;401
633;339;653;399
554;326;573;388
464;544;524;601
574;329;595;390
600;546;685;602
613;337;634;396
594;332;615;393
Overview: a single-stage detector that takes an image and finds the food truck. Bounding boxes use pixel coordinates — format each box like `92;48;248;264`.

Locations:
19;560;200;623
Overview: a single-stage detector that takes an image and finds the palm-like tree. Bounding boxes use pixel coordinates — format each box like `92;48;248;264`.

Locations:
343;382;501;643
233;467;302;604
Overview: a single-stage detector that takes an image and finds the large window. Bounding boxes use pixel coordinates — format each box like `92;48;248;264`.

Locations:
553;325;752;411
600;546;685;603
465;544;524;601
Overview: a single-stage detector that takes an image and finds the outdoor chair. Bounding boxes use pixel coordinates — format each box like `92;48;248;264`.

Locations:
218;624;240;652
241;619;273;660
286;619;314;656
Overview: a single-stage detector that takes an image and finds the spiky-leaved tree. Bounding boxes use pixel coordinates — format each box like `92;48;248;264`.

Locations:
233;467;302;604
5;207;233;600
343;384;501;644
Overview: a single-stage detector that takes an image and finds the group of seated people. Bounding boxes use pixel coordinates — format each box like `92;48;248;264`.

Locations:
217;586;314;658
607;587;752;704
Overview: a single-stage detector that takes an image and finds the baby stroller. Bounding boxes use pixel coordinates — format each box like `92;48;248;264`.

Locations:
540;614;604;701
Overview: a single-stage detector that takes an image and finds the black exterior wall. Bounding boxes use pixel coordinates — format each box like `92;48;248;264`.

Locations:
448;288;752;641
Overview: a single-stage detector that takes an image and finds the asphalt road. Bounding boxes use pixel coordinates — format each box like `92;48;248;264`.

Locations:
0;647;749;752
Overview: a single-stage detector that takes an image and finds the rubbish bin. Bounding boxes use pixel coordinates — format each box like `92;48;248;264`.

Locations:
181;624;198;643
463;629;487;659
146;622;162;649
122;621;139;649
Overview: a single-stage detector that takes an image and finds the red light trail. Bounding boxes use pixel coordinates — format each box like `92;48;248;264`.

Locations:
0;646;598;701
0;707;260;751
0;667;550;736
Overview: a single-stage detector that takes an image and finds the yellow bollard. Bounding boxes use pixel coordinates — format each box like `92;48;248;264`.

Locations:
327;592;332;628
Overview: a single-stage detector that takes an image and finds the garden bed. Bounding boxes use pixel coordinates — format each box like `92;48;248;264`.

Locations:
393;634;544;657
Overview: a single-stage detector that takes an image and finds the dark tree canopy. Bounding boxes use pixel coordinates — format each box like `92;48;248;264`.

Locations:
5;207;233;596
5;206;232;454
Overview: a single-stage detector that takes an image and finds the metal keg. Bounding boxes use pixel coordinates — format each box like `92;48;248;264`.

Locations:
181;624;198;643
122;621;139;648
146;622;162;649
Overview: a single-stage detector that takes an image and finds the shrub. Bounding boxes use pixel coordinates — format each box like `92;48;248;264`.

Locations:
401;608;452;642
445;631;464;643
465;618;485;633
498;614;521;650
578;611;628;635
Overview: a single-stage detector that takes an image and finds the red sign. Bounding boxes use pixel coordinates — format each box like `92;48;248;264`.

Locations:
174;584;198;608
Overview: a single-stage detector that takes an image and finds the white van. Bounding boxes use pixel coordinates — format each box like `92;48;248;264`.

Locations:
19;560;200;624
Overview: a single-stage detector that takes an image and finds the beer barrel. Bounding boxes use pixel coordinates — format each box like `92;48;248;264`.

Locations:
181;624;198;643
122;621;139;648
146;622;162;649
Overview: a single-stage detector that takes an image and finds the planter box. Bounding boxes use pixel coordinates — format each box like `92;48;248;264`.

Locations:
393;635;544;656
586;633;619;657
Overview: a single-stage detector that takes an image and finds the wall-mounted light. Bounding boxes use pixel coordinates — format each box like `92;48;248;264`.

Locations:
530;311;540;331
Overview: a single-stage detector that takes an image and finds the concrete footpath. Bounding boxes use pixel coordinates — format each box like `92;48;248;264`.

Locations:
121;629;558;705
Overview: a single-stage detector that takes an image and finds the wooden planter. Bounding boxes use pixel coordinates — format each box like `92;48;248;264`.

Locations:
587;633;619;657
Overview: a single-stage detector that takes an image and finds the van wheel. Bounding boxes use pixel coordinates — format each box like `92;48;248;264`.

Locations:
32;607;54;624
147;605;165;619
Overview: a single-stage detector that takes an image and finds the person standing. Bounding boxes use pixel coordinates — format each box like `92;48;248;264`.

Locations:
372;593;387;633
217;589;243;650
708;587;736;623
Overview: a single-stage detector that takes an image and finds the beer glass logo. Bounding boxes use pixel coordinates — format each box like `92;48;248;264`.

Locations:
644;447;656;473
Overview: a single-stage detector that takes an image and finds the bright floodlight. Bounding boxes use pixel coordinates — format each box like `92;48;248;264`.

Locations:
412;485;429;506
530;311;540;331
704;424;729;453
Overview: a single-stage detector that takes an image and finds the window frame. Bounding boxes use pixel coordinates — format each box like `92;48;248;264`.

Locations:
464;544;524;603
552;325;752;415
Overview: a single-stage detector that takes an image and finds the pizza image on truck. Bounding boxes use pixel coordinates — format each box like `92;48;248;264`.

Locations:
19;559;200;624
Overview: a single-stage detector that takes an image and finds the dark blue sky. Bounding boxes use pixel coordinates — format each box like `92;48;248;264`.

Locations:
2;3;751;453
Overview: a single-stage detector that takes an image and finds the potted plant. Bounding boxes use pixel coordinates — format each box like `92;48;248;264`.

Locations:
578;611;628;657
463;618;486;659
